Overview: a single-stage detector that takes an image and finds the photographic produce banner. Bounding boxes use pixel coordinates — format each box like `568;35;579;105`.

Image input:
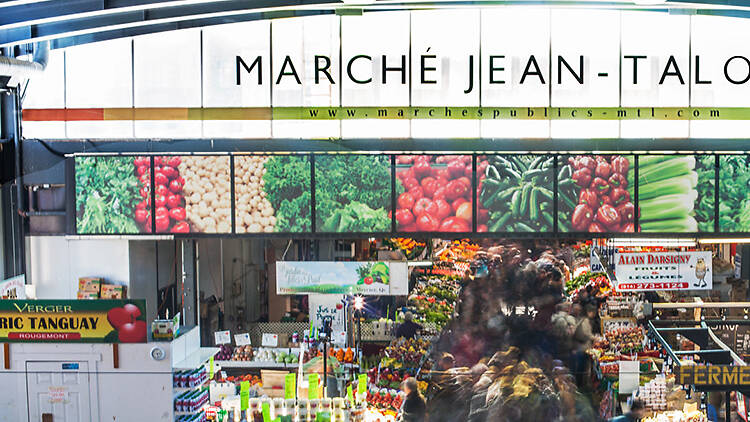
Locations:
0;300;147;343
75;156;153;234
276;261;408;295
558;155;635;233
638;155;715;233
395;155;473;233
613;251;713;291
72;153;747;235
479;155;554;232
315;155;392;233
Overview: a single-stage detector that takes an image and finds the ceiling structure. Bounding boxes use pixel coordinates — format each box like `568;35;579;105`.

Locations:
3;0;750;51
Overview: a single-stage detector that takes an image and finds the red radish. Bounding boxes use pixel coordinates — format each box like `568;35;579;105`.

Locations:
166;194;182;209
171;222;190;233
154;172;168;186
155;184;169;197
169;207;186;221
154;195;167;208
169;179;183;193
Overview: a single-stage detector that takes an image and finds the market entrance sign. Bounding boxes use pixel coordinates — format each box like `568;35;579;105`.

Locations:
0;300;147;343
677;365;750;388
614;251;713;291
276;261;408;295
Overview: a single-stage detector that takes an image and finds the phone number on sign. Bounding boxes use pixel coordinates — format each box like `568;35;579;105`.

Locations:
618;282;689;291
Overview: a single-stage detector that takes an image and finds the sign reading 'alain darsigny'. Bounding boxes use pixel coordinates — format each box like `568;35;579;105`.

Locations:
236;54;750;92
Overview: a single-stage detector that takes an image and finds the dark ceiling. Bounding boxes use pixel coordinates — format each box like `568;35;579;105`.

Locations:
2;0;750;51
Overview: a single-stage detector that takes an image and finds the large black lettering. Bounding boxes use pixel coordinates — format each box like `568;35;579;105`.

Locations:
236;56;262;85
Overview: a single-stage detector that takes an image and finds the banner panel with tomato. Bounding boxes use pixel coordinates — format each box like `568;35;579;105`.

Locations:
395;155;473;233
0;300;147;343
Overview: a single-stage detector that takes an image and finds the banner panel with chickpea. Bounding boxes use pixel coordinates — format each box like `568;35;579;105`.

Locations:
155;156;232;234
234;155;312;234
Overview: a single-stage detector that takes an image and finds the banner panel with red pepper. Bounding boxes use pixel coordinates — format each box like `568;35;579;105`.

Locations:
395;155;473;233
638;155;714;233
558;155;636;233
75;156;154;234
478;155;555;232
153;156;231;234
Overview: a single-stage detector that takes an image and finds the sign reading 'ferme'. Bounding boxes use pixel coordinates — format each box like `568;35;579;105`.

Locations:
677;365;750;388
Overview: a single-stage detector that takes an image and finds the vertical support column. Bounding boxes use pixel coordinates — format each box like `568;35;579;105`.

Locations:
0;87;25;279
181;239;197;327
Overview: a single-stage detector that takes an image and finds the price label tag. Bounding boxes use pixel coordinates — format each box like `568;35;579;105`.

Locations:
240;381;250;410
347;385;354;407
262;402;271;422
261;333;279;347
308;374;319;399
214;330;231;345
235;333;251;346
358;374;367;397
285;373;296;399
209;356;215;380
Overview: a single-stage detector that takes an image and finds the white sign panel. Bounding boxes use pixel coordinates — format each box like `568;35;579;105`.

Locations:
214;330;231;345
0;275;25;299
309;294;346;335
276;261;408;295
618;360;640;394
614;251;713;291
234;333;251;346
261;333;279;347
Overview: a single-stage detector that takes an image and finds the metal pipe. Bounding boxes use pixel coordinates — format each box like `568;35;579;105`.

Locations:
0;41;48;83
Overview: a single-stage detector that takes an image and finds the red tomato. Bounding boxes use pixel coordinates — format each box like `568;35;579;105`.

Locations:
456;202;472;222
478;209;490;224
135;200;148;210
397;192;415;210
451;198;468;212
456;176;471;189
439;217;471;232
401;223;417;232
447;160;465;178
477;224;488;233
416;214;439;231
412;159;432;179
139;173;150;185
433;187;447;201
154;194;167;208
434;199;452;221
420;177;438;198
153;156;163;166
413;198;432;217
139;186;150;198
136;165;150;177
169;207;186;221
402;177;419;191
395;209;415;226
445;180;469;201
435;168;451;180
408;186;424;201
171;222;190;233
166;194;182;209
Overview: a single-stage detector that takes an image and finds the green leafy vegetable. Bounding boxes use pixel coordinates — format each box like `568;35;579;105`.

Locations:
263;156;311;232
719;155;750;232
315;155;391;232
75;156;141;234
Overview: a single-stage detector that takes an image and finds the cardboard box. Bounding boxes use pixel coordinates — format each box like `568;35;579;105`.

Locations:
77;291;99;300
100;284;126;299
78;277;102;293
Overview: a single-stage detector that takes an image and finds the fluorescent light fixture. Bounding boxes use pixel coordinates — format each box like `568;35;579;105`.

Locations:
407;261;432;267
341;0;375;4
698;238;750;244
606;238;696;247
